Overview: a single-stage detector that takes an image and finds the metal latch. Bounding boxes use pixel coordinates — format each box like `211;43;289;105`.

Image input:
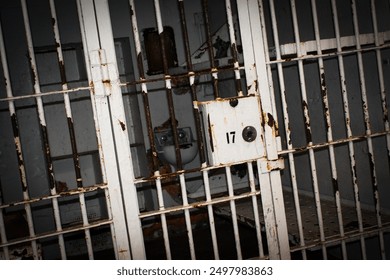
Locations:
258;157;284;174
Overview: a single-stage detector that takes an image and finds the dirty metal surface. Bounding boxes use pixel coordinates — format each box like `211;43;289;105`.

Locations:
214;187;390;249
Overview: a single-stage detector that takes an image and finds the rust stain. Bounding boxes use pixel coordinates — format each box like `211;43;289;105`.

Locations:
119;120;126;131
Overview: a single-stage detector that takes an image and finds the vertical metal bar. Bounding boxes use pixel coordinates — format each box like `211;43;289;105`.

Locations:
330;0;366;259
202;169;220;259
247;161;264;258
20;0;50;259
264;0;307;259
155;177;172;259
49;0;83;189
310;0;347;260
289;0;327;259
238;0;290;259
225;166;242;260
153;0;183;170
77;0;133;259
0;209;9;259
371;0;390;163
350;0;385;259
94;0;147;259
79;193;94;259
129;0;159;172
201;0;220;99
179;173;196;259
225;0;243;96
177;0;206;165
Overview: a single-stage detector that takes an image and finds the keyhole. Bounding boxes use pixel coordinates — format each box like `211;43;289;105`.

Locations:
242;126;257;142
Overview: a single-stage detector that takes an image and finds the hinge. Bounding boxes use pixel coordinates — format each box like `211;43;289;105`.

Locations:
90;49;117;97
258;157;284;174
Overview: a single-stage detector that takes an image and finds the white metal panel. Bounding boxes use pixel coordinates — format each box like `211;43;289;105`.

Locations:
198;95;265;165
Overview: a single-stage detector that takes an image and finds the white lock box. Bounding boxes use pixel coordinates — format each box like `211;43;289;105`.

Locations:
198;95;266;165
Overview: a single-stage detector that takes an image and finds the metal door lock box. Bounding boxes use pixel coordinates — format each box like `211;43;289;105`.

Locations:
198;95;265;165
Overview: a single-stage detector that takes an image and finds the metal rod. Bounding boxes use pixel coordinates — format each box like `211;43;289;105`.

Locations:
202;168;220;259
49;0;83;189
154;0;183;170
247;162;264;258
330;0;367;259
155;177;172;259
350;0;385;259
225;166;242;259
129;0;159;172
0;218;113;248
289;0;327;259
0;208;9;259
201;0;220;99
79;192;94;259
225;0;243;96
310;0;347;259
179;173;196;259
267;0;307;259
370;0;390;167
177;0;206;165
20;0;49;259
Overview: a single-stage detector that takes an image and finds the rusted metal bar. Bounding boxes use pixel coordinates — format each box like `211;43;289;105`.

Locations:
202;169;220;259
370;0;390;167
225;166;242;260
177;0;206;165
201;0;220;99
310;0;347;259
267;0;307;259
289;0;327;259
129;0;159;172
49;0;83;189
154;0;183;170
225;0;243;96
350;0;385;259
0;218;113;249
330;0;367;259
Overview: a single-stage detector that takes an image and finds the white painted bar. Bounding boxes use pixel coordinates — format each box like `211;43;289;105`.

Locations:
330;0;366;259
202;168;220;259
310;0;347;260
265;0;306;259
77;0;132;259
289;0;327;259
350;0;385;260
179;173;196;259
155;175;172;260
225;166;242;260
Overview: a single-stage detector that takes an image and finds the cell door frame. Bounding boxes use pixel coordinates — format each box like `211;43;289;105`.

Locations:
77;0;145;259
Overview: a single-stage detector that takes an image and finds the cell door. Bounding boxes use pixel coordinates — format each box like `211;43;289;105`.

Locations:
0;0;144;260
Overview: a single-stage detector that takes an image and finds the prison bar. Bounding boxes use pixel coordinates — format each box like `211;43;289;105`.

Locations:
21;0;54;259
129;0;172;259
370;0;390;165
48;0;80;259
129;0;160;172
201;0;220;99
0;16;25;260
350;0;385;260
177;0;206;165
310;0;347;259
0;218;113;249
225;166;243;259
49;0;83;190
266;0;307;259
179;173;196;259
289;0;327;259
154;0;183;170
225;0;243;97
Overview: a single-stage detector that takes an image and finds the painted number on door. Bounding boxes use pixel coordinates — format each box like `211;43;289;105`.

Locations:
226;131;236;144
